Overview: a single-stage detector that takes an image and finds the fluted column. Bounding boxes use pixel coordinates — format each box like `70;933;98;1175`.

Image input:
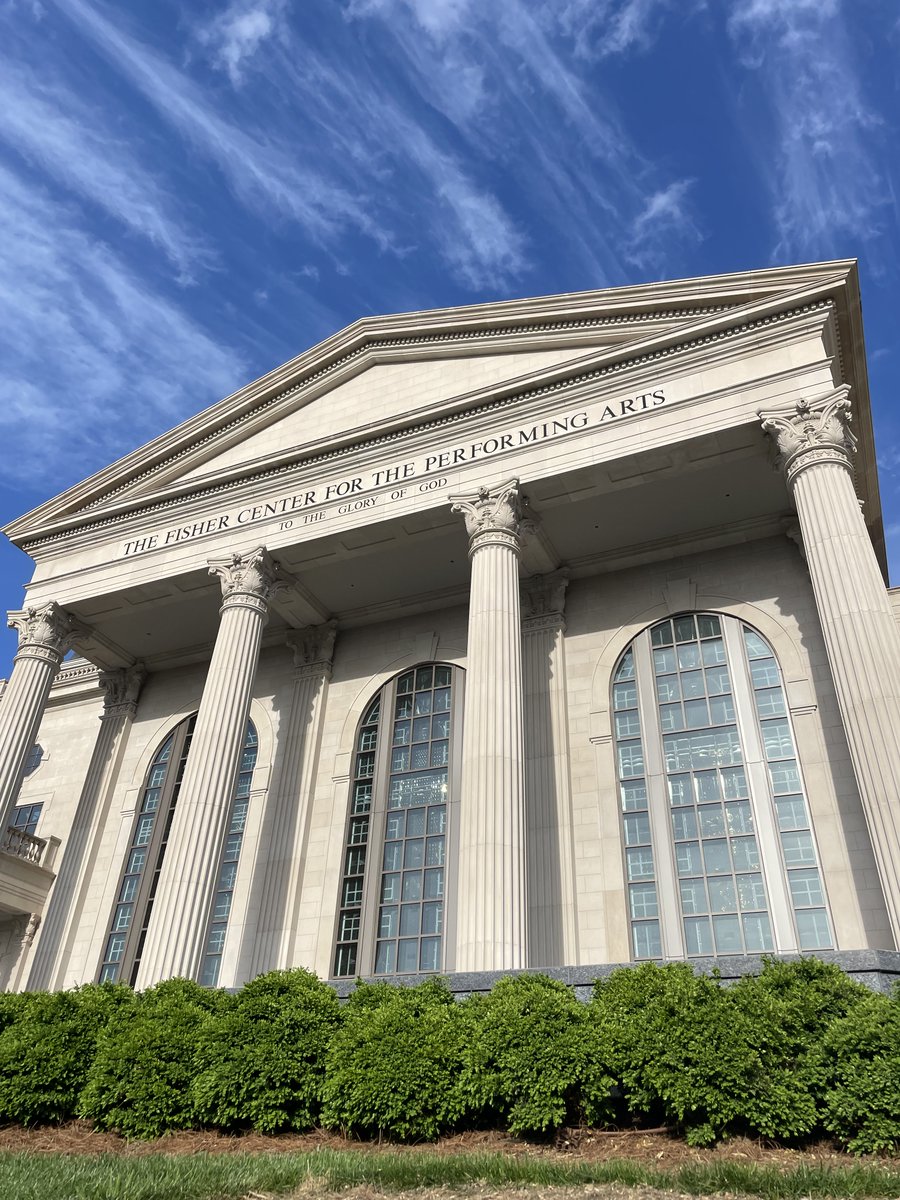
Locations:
761;387;900;943
450;479;528;970
521;571;578;967
137;547;286;986
249;622;337;976
0;604;75;829
29;666;146;990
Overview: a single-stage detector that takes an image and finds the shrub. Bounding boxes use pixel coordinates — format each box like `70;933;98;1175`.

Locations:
79;977;228;1139
590;962;814;1146
727;956;869;1135
462;974;615;1136
0;982;133;1125
191;969;342;1133
321;978;469;1140
820;988;900;1154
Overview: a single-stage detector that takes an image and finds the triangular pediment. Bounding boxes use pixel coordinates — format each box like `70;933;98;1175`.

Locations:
5;260;872;548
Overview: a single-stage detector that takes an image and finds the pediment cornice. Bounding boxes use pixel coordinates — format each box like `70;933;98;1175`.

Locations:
5;260;870;552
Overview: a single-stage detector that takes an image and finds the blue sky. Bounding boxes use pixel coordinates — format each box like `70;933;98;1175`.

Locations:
1;0;899;677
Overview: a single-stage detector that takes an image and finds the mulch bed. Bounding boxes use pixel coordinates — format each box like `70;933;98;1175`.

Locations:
0;1122;885;1168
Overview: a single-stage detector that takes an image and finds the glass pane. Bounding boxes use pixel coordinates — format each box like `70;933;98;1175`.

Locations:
629;883;658;918
431;713;450;739
675;841;703;876
410;744;430;770
684;916;713;955
615;649;636;680
403;839;425;869
709;695;736;724
677;643;701;670
405;808;426;837
391;747;410;772
712;914;742;953
701;639;726;666
679;878;707;915
725;801;754;834
684;699;710;728
671;808;698;840
395;695;413;719
667;775;692;805
430;740;449;767
385;812;404;839
433;688;451;712
770;761;802;794
397;671;414;693
755;687;786;717
419;938;441;971
776;796;809;831
383;842;402;871
415;666;434;690
623;813;651;846
398;939;419;972
707;877;737;913
342;877;363;906
659;704;684;732
742;913;773;951
702;839;731;875
422;902;443;935
698;804;725;837
781;830;815;865
393;721;411;746
119;876;138;903
632;921;661;958
705;666;730;695
653;647;676;674
731;836;761;870
399;904;420;936
615;680;639;709
796;908;832;949
697;614;721;639
750;658;780;688
434;665;452;687
615;711;642;737
680;671;705;699
423;868;444;899
375;941;396;974
737;873;767;910
381;872;401;902
425;837;445;866
413;717;431;741
673;614;696;642
626;847;655;881
721;767;749;799
617;741;644;779
402;872;423;901
427;806;447;835
788;868;824;907
650;621;673;647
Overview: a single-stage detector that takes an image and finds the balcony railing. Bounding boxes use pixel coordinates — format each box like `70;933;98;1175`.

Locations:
1;826;47;866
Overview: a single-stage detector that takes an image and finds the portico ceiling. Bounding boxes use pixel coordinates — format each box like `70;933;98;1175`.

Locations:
66;424;790;671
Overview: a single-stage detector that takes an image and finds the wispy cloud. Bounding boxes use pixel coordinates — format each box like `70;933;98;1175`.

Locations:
625;180;702;272
0;65;210;281
197;0;287;86
0;163;245;489
727;0;892;264
554;0;676;59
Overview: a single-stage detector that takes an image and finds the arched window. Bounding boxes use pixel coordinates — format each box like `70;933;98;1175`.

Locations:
332;663;462;978
98;716;258;986
612;613;832;961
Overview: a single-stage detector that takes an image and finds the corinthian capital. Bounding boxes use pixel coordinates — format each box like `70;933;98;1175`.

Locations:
287;620;338;676
98;665;146;719
209;546;287;609
7;602;75;663
759;386;855;484
450;478;526;546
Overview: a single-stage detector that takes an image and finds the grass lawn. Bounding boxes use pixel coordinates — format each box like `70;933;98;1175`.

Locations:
3;1145;900;1200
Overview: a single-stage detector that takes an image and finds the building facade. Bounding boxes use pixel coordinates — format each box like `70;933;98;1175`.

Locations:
2;260;900;994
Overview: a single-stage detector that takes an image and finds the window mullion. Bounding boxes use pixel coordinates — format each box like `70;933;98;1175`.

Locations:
722;620;797;951
357;682;393;974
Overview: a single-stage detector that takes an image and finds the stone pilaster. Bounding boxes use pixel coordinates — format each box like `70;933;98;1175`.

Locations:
521;571;578;967
450;479;528;970
761;386;900;944
249;621;337;976
0;603;75;828
136;547;286;986
28;666;146;990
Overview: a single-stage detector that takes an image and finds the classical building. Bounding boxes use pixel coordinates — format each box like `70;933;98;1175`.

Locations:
2;259;900;994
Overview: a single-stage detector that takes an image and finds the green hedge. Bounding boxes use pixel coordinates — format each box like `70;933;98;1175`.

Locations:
0;959;896;1152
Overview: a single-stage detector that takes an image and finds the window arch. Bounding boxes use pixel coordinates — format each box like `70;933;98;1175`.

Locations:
98;715;258;986
332;663;462;978
612;613;832;961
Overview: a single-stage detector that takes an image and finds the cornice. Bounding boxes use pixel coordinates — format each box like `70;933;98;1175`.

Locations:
17;297;835;555
6;261;857;545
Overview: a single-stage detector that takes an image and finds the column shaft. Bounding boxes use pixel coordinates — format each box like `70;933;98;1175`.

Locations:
136;548;283;985
762;389;900;943
250;624;335;975
29;668;145;990
0;604;73;828
451;480;527;971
